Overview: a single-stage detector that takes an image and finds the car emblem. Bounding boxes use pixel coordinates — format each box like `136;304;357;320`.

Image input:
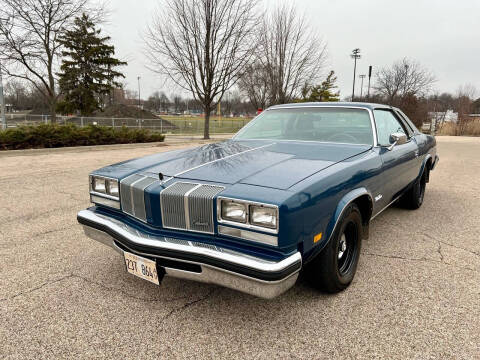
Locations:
193;221;209;227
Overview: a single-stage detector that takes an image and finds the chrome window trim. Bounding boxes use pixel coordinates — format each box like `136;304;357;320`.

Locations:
233;105;378;147
160;181;225;235
218;225;278;247
217;196;279;234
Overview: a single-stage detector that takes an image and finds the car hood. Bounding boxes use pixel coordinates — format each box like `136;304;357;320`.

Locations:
109;140;371;190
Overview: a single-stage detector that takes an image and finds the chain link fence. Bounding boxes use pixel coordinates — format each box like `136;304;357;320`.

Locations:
2;113;253;135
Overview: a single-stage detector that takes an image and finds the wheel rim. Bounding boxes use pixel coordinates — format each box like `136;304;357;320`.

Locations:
337;221;358;276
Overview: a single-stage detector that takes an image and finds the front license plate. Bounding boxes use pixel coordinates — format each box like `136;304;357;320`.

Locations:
124;252;159;285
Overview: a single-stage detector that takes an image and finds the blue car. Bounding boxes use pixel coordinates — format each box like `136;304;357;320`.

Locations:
77;102;439;298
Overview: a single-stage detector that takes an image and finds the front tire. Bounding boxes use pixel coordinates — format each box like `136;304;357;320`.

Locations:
306;204;362;293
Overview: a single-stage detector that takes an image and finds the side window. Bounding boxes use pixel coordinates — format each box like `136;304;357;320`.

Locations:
394;111;414;137
397;110;420;134
374;110;408;146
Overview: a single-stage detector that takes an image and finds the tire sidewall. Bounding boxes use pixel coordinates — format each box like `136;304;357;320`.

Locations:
330;204;362;286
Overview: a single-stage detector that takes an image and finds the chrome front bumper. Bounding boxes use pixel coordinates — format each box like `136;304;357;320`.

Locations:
77;209;302;299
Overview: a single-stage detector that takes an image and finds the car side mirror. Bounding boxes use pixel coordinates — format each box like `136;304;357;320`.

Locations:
387;132;408;150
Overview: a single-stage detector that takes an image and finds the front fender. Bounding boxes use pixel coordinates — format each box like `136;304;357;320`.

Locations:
303;187;372;264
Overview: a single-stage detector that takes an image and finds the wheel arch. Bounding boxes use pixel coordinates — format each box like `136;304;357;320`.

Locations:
303;187;373;265
420;154;433;182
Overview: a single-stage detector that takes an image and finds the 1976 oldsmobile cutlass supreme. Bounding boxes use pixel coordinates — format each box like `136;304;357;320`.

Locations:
77;102;439;298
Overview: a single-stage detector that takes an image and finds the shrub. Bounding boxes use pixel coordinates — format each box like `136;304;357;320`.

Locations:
0;123;165;150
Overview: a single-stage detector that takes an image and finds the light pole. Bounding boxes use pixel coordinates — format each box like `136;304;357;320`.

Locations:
137;76;141;108
359;74;366;99
0;60;6;129
350;48;361;101
367;65;373;98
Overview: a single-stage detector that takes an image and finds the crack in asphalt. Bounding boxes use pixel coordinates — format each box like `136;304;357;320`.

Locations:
363;251;478;273
159;288;217;324
423;232;480;257
0;272;208;304
437;242;445;262
0;275;74;302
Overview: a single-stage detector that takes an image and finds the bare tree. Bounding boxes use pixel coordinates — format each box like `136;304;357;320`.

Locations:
455;84;477;135
238;62;270;111
375;58;436;104
255;4;327;105
145;0;258;139
0;0;101;121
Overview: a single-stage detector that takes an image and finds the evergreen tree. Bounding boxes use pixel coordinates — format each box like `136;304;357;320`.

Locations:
57;14;127;115
298;71;340;102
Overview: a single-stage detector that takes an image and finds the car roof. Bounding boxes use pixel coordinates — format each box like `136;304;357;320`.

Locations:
267;102;393;111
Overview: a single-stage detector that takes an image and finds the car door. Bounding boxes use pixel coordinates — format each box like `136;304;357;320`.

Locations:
374;109;419;204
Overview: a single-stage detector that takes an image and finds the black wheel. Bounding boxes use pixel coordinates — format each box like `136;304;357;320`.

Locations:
306;204;362;293
401;171;426;209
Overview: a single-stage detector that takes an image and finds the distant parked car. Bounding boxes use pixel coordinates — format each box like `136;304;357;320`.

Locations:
78;102;438;298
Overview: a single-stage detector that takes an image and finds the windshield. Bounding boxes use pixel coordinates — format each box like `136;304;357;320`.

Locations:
235;107;374;145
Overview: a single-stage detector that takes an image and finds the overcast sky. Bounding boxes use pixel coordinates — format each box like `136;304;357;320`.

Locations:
103;0;480;100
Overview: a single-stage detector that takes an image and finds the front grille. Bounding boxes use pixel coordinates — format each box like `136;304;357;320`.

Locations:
120;174;157;222
160;182;224;234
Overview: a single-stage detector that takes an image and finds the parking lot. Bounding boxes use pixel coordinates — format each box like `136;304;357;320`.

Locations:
1;136;479;359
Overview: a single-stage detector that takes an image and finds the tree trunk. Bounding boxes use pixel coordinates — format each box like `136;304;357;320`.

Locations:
204;108;210;140
49;99;57;124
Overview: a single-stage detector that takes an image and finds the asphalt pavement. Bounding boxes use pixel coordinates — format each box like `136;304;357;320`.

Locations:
0;136;479;359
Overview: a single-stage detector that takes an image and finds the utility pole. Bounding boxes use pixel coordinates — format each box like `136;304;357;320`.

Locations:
359;74;366;99
350;48;361;101
403;64;409;96
367;65;373;98
0;60;6;129
137;76;141;108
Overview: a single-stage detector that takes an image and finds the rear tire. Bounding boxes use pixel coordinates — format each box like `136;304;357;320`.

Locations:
306;204;362;293
401;170;426;210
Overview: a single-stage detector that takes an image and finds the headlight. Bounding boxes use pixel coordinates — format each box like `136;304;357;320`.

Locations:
249;205;277;229
221;200;247;223
218;197;279;235
91;176;119;198
92;176;106;193
106;179;119;197
90;176;120;209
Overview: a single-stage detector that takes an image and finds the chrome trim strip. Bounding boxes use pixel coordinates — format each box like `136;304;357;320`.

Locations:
90;195;120;209
183;184;203;230
217;197;279;234
77;209;301;276
371;196;401;220
172;143;275;177
218;225;278;246
128;175;147;218
89;191;119;201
